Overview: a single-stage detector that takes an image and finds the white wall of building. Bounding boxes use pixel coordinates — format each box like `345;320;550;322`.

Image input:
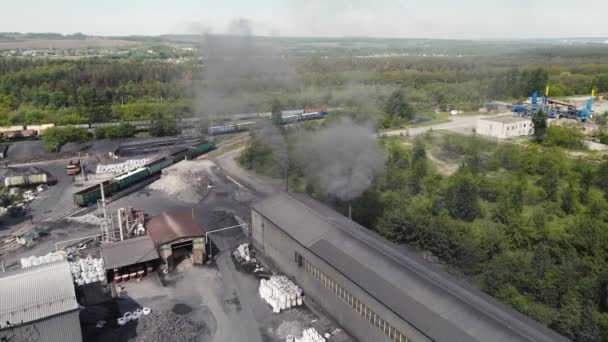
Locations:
476;117;533;139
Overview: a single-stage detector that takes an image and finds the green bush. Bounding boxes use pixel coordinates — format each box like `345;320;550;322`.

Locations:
544;126;585;149
94;122;135;139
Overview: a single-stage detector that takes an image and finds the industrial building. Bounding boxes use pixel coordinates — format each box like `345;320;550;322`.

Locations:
0;260;83;342
251;192;570;342
476;115;533;139
146;210;207;270
100;234;160;283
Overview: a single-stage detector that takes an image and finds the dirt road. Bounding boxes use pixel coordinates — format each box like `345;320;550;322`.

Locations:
383;112;508;137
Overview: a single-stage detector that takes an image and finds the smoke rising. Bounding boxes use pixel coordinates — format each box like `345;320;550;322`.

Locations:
295;117;386;201
194;18;300;123
253;120;288;172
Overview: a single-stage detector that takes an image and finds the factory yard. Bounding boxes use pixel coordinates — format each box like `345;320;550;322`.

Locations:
0;141;350;342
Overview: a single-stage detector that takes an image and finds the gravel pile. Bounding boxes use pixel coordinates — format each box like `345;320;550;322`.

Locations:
148;161;209;203
130;311;205;342
0;166;46;179
61;141;92;153
276;320;304;339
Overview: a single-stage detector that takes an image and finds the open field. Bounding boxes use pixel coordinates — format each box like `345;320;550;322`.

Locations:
0;39;137;50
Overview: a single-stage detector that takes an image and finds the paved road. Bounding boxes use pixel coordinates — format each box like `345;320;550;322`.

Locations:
214;147;283;196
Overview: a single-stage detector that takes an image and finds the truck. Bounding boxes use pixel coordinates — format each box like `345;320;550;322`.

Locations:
66;160;81;176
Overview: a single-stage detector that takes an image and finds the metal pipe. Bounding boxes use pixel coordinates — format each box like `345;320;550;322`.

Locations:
54;233;103;251
205;223;249;261
117;208;124;241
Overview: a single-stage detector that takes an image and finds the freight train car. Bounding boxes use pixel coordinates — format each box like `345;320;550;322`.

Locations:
73;140;216;206
207;122;256;135
73;179;120;206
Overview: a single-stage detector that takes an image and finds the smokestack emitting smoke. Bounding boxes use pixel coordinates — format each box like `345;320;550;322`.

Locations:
296;117;386;202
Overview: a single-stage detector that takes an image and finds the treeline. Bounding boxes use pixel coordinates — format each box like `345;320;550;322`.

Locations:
1;48;607;127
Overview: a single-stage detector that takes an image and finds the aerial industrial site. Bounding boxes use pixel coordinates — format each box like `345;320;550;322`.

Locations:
2;3;608;342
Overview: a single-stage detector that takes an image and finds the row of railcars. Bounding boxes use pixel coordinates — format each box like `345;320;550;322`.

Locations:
73;140;216;206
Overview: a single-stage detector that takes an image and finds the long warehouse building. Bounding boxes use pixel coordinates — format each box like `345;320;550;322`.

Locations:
251;192;570;342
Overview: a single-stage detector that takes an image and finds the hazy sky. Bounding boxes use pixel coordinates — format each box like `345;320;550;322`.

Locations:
2;0;607;39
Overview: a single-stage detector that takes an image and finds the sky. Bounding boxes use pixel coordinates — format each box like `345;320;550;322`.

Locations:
1;0;607;39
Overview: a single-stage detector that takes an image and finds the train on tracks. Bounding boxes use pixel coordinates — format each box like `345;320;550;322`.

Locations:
73;140;216;207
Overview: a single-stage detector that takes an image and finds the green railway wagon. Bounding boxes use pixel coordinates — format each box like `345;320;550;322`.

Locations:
188;141;217;159
146;158;174;174
114;167;150;189
172;148;189;162
73;180;119;206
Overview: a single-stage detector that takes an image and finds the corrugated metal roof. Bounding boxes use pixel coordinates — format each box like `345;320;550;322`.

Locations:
0;260;78;328
252;192;571;342
146;210;206;246
100;235;160;269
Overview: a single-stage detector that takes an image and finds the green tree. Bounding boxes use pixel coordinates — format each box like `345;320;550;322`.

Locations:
552;291;582;339
444;172;479;221
42;126;89;151
560;184;577;214
271;98;283;126
532;110;548;143
407;139;428;194
384;89;414;120
576;307;600;342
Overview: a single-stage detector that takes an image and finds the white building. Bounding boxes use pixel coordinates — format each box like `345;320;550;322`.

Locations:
476;116;533;139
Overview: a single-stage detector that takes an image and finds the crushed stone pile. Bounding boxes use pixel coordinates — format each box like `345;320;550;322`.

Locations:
0;166;46;180
130;311;205;342
147;162;209;203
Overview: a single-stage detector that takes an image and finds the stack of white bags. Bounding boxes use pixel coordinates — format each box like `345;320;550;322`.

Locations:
70;255;106;286
293;328;326;342
20;251;67;268
96;158;150;175
259;275;303;313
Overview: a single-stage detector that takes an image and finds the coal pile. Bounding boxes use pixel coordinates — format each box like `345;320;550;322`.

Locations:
130;311;206;342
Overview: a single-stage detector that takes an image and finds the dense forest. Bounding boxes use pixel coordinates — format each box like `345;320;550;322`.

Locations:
1;42;608;127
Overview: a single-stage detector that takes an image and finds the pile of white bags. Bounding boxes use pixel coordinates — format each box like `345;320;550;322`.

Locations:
96;158;150;175
295;328;326;342
20;251;67;268
233;243;253;262
70;255;106;286
259;275;303;313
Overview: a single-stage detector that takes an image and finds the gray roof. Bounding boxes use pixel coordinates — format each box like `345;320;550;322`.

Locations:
480;115;531;124
0;260;79;329
252;192;570;342
100;235;160;270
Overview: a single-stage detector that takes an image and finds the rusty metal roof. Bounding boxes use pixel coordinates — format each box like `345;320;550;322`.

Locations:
0;260;78;328
100;235;160;269
146;210;205;246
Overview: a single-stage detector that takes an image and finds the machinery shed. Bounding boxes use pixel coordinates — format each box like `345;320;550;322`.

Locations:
251;192;570;342
146;210;207;270
100;235;160;283
0;260;83;342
